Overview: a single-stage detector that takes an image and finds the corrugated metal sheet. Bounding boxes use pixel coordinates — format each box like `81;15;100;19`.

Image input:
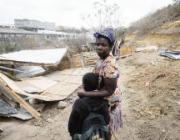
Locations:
0;48;67;66
160;50;180;59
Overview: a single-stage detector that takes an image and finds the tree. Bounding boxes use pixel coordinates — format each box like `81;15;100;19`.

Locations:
173;0;180;15
82;0;121;30
173;0;180;4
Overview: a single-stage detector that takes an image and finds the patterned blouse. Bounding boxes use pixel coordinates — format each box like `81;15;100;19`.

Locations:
93;53;121;104
93;53;123;132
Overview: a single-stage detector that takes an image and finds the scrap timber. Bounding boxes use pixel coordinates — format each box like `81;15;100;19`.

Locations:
0;73;41;119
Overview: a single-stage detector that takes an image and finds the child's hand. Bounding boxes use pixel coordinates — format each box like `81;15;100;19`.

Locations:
77;89;85;98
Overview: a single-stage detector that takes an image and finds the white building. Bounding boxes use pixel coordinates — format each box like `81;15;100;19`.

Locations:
14;19;55;31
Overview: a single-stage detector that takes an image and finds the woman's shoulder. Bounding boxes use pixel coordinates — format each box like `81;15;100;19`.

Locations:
103;55;119;78
104;55;119;70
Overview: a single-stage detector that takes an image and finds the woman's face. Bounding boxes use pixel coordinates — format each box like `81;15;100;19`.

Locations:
96;37;111;59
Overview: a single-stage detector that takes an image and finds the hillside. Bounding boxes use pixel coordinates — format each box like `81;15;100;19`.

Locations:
125;2;180;51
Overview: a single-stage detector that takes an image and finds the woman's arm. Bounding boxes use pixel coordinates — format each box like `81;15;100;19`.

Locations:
78;78;117;98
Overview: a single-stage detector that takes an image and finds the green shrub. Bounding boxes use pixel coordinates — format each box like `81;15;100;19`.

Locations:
0;41;21;54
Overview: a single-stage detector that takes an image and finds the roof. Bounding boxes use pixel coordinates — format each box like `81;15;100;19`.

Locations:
0;48;67;66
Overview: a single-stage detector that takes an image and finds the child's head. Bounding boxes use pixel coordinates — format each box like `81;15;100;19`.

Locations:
82;72;104;91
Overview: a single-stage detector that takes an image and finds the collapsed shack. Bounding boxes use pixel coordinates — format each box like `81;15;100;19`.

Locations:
0;48;68;79
0;48;95;121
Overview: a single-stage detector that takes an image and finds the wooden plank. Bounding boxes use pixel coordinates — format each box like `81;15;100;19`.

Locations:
21;76;57;91
41;82;80;101
0;73;57;101
16;81;43;93
0;78;41;119
46;74;82;84
0;67;93;102
0;60;54;67
46;67;92;76
40;67;93;101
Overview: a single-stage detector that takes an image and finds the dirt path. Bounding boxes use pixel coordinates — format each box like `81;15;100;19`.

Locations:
1;51;180;140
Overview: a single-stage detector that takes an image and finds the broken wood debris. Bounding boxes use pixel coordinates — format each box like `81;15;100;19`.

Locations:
16;67;92;101
0;72;54;101
71;52;98;67
0;49;96;122
0;73;41;119
0;66;24;73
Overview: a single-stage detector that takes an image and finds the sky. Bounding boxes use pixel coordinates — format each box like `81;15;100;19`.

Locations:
0;0;173;29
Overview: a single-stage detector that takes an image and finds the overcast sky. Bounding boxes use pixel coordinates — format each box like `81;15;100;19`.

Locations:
0;0;173;28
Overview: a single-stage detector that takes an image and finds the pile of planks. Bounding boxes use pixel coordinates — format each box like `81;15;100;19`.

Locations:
82;52;98;66
71;52;98;68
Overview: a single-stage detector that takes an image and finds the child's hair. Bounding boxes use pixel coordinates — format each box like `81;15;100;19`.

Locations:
83;72;104;91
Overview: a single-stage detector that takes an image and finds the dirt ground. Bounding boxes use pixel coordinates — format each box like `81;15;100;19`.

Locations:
0;51;180;140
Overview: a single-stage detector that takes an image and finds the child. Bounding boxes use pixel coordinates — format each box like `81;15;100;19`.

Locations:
68;72;109;137
82;72;104;92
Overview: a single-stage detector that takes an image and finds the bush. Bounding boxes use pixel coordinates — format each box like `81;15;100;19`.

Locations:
0;41;21;54
173;0;180;15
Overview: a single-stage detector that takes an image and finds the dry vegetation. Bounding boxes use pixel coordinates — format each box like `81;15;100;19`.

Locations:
124;2;180;51
0;35;66;54
128;2;180;35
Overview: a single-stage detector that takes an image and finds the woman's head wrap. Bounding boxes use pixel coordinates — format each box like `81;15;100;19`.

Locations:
94;28;115;46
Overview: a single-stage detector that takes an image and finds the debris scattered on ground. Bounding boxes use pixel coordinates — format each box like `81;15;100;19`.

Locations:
135;45;158;52
0;99;32;120
71;52;98;67
16;66;46;78
0;48;94;122
0;73;41;119
1;50;180;140
159;50;180;59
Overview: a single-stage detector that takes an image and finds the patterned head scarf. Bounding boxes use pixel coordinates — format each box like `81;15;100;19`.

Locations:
94;28;115;46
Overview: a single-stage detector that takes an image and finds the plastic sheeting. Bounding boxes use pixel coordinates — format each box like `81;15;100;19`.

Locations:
0;99;32;120
159;50;180;60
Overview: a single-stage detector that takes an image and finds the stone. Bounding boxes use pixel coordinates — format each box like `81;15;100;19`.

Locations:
57;101;67;109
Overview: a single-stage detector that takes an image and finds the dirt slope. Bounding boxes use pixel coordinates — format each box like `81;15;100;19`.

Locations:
118;51;180;140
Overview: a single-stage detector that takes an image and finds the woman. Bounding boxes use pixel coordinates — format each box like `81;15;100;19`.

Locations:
68;28;122;139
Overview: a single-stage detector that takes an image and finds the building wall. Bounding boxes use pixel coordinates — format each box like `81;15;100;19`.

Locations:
14;19;55;31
